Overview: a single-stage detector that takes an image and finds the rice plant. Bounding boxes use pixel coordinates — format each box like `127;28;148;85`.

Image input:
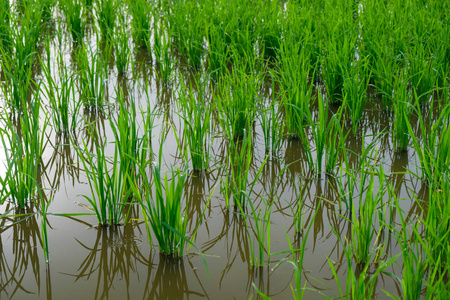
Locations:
75;45;107;109
407;102;450;185
321;25;355;104
258;88;284;155
177;74;212;171
215;60;262;140
41;57;79;134
168;1;204;68
372;42;399;110
305;92;345;175
390;200;427;300
276;40;314;139
153;18;173;84
407;45;438;104
221;130;268;210
110;87;153;198
243;197;273;268
342;57;371;134
350;167;387;265
0;94;47;208
127;0;151;48
73;123;129;226
113;12;130;74
131;164;195;257
392;69;413;151
95;0;118;40
61;0;86;43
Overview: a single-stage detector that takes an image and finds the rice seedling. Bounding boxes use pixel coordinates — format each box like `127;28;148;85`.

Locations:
392;69;413;151
110;86;153;198
73;122;129;226
407;45;438;104
61;0;86;43
127;0;151;48
177;74;212;171
327;239;400;300
305;92;345;175
75;44;108;109
0;94;47;208
258;84;284;155
0;0;12;56
215;59;262;140
205;22;230;78
221;129;268;210
256;202;321;299
276;40;314;140
242;197;273;268
321;25;356;104
387;200;427;300
153;17;173;84
255;0;281;59
372;42;399;110
95;0;118;40
325;111;346;175
342;57;371;134
350;166;387;265
407;101;450;185
113;12;130;75
41;55;79;134
168;1;204;68
130;164;209;259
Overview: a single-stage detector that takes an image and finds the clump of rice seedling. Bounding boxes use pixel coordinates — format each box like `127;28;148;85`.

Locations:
258;85;284;155
41;54;79;134
276;40;314;140
305;93;345;175
328;237;400;300
177;74;212;171
113;12;131;74
243;197;273;268
61;0;86;43
372;41;399;110
75;44;108;109
256;0;281;59
350;166;387;265
392;69;413;151
221;129;268;210
0;0;12;55
215;59;262;140
390;200;427;300
342;57;371;134
153;17;173;84
131;164;207;258
95;0;118;40
110;87;153;198
168;1;204;68
73;122;129;226
407;102;450;185
127;0;151;48
407;45;438;104
321;24;356;104
205;22;230;78
0;94;47;208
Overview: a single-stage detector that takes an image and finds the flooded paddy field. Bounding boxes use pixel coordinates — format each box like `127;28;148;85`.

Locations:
0;0;449;299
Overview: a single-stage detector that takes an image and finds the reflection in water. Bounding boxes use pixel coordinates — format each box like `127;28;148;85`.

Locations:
0;207;43;298
70;225;150;299
146;255;206;300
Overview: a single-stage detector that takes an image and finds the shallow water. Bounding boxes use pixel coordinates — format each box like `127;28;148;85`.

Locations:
0;13;438;300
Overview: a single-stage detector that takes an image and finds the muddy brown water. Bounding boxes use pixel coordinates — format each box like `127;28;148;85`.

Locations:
0;31;434;300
